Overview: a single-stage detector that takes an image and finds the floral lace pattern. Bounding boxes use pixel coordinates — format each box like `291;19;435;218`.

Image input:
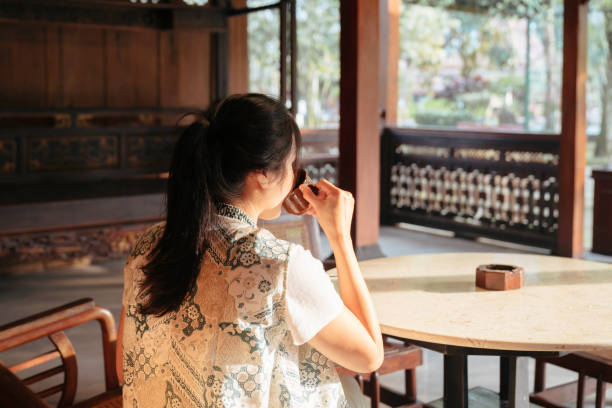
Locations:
216;203;257;228
121;205;348;407
179;284;206;338
130;223;164;258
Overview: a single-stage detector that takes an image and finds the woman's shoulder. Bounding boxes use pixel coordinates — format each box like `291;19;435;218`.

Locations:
228;226;295;265
129;221;166;259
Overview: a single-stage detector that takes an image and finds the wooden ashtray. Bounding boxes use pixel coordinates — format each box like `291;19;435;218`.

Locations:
475;264;524;291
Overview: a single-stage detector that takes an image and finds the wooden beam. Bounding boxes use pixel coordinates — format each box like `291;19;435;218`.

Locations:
339;0;383;257
557;0;588;257
227;0;249;94
211;0;229;101
379;0;400;125
280;0;288;103
290;0;297;115
172;9;227;31
0;1;227;32
0;1;171;31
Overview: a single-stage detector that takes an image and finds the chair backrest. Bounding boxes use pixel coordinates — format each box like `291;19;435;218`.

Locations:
0;298;119;407
0;361;49;407
258;212;323;261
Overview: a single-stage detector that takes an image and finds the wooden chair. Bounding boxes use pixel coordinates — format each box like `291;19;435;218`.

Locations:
336;337;423;408
0;298;121;407
531;350;612;408
260;212;424;407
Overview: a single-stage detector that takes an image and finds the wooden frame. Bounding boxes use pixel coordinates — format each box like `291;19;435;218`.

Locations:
531;352;612;408
556;0;588;257
339;0;383;258
0;298;119;407
374;0;588;256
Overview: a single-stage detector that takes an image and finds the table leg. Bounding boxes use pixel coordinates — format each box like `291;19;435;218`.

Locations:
499;356;529;408
443;354;468;408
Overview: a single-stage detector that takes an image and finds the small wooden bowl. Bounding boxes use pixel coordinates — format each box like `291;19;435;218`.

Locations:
475;264;524;291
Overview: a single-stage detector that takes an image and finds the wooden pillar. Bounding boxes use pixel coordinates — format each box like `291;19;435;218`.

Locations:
339;0;383;258
379;0;400;126
227;0;249;95
557;0;588;257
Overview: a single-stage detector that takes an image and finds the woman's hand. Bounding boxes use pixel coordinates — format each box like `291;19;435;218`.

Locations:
299;179;354;245
300;179;384;374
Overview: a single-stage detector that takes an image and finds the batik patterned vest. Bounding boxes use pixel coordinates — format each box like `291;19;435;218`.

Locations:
121;203;349;407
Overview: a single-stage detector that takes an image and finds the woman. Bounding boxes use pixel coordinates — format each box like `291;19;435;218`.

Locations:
117;93;383;407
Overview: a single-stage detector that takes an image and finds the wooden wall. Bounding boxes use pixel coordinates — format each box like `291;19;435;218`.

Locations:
0;22;215;109
227;0;248;95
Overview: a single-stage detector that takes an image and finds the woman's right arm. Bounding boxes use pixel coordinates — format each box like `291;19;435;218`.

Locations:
300;180;384;373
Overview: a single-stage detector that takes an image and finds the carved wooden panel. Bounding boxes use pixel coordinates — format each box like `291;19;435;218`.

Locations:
0;113;71;129
27;135;119;171
0;221;160;273
126;134;177;169
0;137;17;174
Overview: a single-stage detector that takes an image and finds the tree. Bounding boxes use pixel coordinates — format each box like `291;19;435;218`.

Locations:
296;0;340;128
533;5;560;131
247;0;340;128
247;7;280;97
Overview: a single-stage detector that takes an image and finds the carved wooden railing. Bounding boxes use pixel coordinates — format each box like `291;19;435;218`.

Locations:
300;128;338;185
380;127;560;250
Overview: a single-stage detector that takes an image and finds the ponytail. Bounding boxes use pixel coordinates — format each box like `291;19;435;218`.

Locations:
137;93;301;316
138;121;215;316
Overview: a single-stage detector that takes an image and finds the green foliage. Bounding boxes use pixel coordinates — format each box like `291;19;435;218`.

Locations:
247;6;280;97
422;97;456;111
295;0;340;128
247;0;340;128
414;109;473;126
414;98;472;126
457;92;490;109
403;0;552;18
487;75;525;102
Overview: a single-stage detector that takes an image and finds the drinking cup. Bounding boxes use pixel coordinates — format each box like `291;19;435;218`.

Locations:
282;168;319;215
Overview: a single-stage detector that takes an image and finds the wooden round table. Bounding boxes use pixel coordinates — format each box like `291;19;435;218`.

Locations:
344;253;612;408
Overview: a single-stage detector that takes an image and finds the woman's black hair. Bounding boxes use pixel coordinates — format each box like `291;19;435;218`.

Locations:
138;93;301;316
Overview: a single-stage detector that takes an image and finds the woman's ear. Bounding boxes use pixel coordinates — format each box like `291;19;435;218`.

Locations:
252;169;271;189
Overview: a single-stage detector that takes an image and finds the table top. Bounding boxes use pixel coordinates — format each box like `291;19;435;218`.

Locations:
332;253;612;352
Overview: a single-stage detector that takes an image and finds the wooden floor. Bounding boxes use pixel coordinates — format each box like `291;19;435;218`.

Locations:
0;224;610;407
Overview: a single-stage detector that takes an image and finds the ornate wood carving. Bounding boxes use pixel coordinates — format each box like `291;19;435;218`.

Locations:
27;135;119;171
0;138;17;174
381;127;560;250
126;134;177;169
0;1;173;31
0;221;160;273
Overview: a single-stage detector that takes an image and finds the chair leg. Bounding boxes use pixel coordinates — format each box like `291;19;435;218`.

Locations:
370;371;380;408
576;372;585;408
405;368;417;400
595;378;605;408
534;360;546;393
